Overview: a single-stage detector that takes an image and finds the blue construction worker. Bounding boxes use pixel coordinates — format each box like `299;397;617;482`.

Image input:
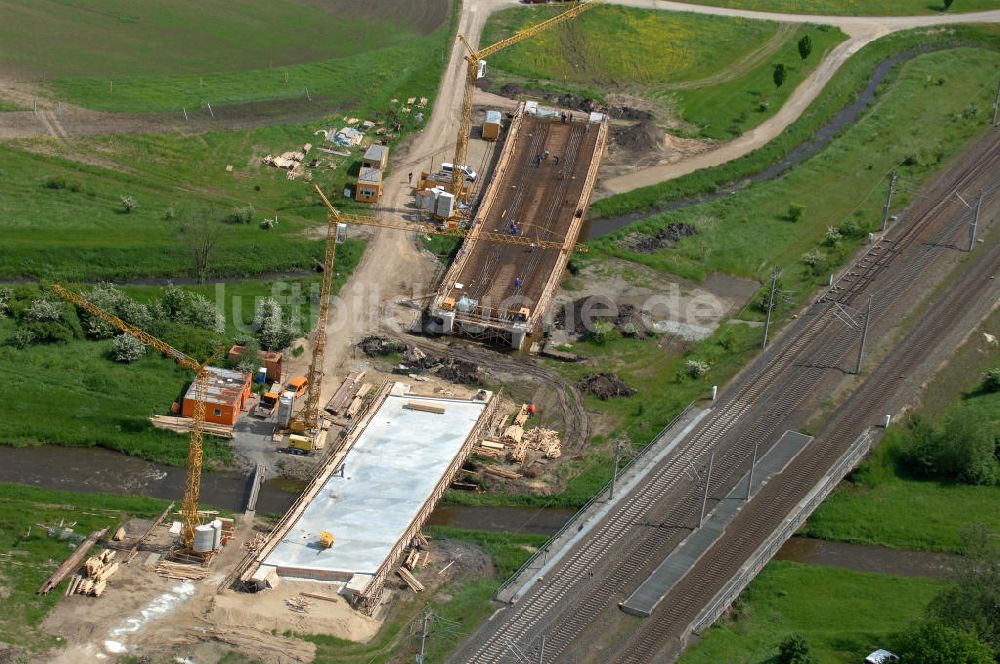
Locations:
515;277;522;290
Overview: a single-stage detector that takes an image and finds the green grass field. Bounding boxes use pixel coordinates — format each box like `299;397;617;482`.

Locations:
802;309;1000;553
481;5;845;138
0;0;450;112
680;561;944;663
590;47;1000;292
590;24;1000;219
0;483;167;654
677;0;1000;16
0;253;361;466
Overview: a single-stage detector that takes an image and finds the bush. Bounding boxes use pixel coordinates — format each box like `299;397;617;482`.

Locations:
111;334;147;363
260;218;276;230
8;327;37;349
24;298;65;323
120;195;137;213
786;204;805;222
823;226;842;247
897;414;1000;486
894;621;994;664
685;359;711;379
0;287;10;319
43;175;67;189
587;319;617;345
981;368;1000;393
230;337;261;374
81;283;153;338
227;205;255;224
163;206;176;221
157;285;224;333
777;634;817;664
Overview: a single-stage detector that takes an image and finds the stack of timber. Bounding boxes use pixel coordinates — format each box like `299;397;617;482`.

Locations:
38;527;108;594
67;549;120;597
324;371;366;416
403;401;446;414
150;415;234;438
513;404;530;427
483;464;522;480
156;560;209;581
346;383;373;419
397;567;425;592
475;438;506;458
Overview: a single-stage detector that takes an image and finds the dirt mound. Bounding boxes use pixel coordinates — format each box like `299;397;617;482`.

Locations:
357;335;405;356
578;373;635;400
554;297;644;337
435;358;482;385
492;83;650;121
621;223;697;253
615;120;665;153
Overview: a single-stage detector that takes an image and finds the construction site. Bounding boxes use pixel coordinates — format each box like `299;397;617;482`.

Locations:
6;0;1000;662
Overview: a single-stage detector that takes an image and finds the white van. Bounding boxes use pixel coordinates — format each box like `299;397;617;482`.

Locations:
440;162;477;182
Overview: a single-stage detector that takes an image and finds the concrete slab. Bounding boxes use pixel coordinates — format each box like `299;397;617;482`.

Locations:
622;430;813;617
261;387;489;580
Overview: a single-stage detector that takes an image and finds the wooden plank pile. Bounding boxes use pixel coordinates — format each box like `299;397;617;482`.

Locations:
403;401;446;415
66;549;119;598
39;527;107;594
150;415;234;439
484;464;522;480
156;559;209;581
325;371;365;416
474;438;506;458
397;567;425;592
346;383;373;419
523;427;562;459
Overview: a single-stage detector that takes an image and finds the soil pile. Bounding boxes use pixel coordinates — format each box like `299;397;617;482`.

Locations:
615;120;665;154
555;298;644;337
357;335;405;356
493;83;650;120
357;336;482;385
621;223;697;253
578;373;635;400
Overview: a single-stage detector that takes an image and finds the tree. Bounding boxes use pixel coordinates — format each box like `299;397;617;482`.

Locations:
111;333;147;363
930;525;1000;653
120;195;137;213
179;209;222;283
777;634;817;664
898;414;999;485
895;621;993;664
981;368;1000;393
254;298;295;351
787;203;805;222
773;63;787;88
231;337;262;374
943;0;955;10
798;35;813;60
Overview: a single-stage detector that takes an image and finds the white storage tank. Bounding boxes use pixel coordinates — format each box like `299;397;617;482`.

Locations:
436;191;455;219
276;392;294;427
193;524;216;553
211;519;223;549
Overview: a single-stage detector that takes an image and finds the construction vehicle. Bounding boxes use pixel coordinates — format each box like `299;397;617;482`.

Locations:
287;434;314;455
318;530;335;549
284;375;309;398
254;383;282;418
51;284;221;555
448;0;596;201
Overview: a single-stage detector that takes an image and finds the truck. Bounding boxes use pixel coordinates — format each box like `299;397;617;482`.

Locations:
255;383;282;418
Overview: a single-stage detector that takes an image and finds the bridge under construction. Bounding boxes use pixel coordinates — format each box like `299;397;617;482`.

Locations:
431;103;608;349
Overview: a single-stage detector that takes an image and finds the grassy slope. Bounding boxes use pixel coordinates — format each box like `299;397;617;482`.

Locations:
676;0;1000;16
590;24;1000;219
0;0;449;112
802;309;1000;553
0;483;167;653
680;561;943;663
481;5;845;138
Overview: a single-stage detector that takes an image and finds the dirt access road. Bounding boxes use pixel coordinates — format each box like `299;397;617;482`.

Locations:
598;0;1000;194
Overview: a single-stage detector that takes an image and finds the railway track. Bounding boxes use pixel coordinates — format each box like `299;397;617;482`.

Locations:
615;132;1000;663
450;129;1000;664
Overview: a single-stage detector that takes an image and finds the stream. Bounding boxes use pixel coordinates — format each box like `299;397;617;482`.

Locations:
585;45;943;239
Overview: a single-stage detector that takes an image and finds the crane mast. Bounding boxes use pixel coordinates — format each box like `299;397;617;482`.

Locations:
450;0;597;198
51;284;220;551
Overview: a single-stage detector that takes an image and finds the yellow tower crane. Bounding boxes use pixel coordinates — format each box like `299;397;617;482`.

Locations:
449;0;597;199
51;284;222;553
287;184;588;437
